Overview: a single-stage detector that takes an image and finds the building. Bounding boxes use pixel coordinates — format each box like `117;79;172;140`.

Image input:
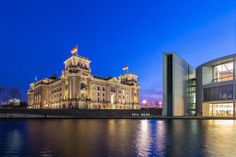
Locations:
196;54;236;117
163;53;236;117
162;53;196;116
28;50;140;109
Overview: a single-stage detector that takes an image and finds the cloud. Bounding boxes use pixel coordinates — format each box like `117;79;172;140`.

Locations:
142;89;162;98
140;89;162;104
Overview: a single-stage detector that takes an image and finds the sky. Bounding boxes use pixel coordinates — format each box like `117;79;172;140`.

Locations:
1;0;236;102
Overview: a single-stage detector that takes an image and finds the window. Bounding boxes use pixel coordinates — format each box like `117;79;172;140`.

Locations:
80;93;85;100
80;83;87;90
213;62;233;82
204;85;233;101
111;94;115;104
210;103;233;116
111;87;116;92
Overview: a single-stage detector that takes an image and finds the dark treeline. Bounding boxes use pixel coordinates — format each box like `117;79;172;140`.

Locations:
0;87;22;105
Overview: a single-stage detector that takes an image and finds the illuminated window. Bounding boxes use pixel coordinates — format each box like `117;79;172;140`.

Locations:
111;94;115;104
210;103;233;116
213;62;233;82
80;93;85;100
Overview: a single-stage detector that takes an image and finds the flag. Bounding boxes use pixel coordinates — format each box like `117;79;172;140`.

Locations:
71;47;78;54
122;65;128;71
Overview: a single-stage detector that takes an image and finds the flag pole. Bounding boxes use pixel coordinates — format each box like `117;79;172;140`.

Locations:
76;44;79;55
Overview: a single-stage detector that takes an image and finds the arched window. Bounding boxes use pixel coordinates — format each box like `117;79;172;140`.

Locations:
80;83;87;90
111;94;115;104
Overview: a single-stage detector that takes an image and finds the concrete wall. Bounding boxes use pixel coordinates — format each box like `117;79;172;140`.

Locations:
202;103;210;116
0;109;162;119
163;53;195;116
196;67;203;115
162;55;168;116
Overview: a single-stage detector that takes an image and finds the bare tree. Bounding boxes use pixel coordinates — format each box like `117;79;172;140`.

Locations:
0;87;23;105
0;87;9;105
9;88;22;100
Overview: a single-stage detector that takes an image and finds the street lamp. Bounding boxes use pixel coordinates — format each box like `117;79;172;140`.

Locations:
142;100;147;105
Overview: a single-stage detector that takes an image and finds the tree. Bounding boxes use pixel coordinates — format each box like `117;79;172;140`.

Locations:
0;87;23;105
0;87;9;105
8;88;22;100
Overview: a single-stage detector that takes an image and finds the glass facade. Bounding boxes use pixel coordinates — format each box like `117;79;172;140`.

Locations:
209;103;233;116
203;85;233;101
213;61;234;83
188;79;196;115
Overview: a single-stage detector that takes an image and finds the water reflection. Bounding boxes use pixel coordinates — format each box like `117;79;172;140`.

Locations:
135;120;151;156
4;130;23;157
155;121;167;156
203;120;236;157
1;120;236;156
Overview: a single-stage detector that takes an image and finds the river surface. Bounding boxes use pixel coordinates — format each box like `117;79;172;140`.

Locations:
0;119;236;157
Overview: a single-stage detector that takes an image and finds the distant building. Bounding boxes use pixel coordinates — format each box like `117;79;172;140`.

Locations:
2;98;27;108
163;53;236;117
28;50;140;109
4;98;20;106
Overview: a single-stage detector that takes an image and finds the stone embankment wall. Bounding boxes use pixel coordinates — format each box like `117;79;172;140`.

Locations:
0;109;162;119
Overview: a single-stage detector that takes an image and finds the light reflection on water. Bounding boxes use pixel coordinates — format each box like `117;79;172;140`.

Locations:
135;120;151;156
1;120;236;157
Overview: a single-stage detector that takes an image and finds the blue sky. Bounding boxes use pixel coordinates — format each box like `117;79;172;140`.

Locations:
1;0;236;102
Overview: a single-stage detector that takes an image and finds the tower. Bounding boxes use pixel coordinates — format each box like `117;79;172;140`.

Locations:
61;48;91;108
119;73;140;105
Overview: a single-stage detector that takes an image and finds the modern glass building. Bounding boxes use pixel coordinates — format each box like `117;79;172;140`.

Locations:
196;54;236;117
163;53;236;117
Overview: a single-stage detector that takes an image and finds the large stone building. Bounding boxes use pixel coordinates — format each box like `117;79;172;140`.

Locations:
28;51;140;109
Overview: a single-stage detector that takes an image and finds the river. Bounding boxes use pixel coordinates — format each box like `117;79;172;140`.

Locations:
0;119;235;157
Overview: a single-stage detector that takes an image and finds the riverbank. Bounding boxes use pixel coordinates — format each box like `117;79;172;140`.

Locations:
0;108;162;119
1;115;236;120
1;109;236;119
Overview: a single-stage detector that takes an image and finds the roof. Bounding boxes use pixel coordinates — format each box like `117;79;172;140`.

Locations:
197;53;236;68
65;54;90;62
120;73;137;77
93;76;114;80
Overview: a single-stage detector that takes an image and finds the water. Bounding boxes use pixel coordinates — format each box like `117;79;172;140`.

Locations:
0;119;236;157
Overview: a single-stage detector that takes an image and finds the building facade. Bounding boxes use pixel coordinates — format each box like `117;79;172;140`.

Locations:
196;54;236;117
163;53;236;117
28;52;140;109
162;53;196;116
